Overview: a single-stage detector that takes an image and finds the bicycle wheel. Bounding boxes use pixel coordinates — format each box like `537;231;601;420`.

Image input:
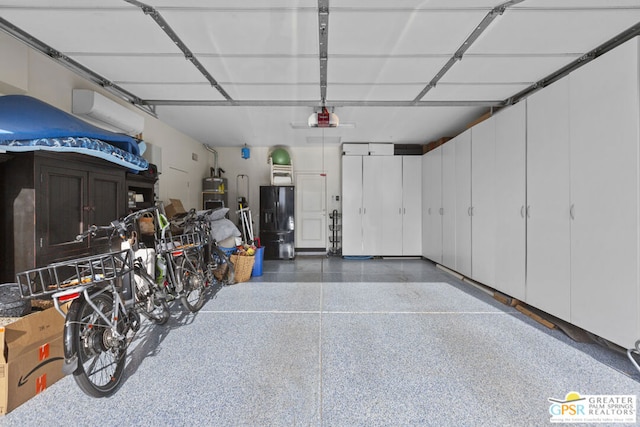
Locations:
66;292;127;397
211;245;235;286
178;253;206;312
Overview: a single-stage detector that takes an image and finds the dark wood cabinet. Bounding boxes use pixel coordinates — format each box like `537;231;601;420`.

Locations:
0;152;126;283
125;173;156;212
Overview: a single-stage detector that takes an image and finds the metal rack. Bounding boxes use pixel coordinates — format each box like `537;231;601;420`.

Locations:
156;232;203;255
16;249;134;299
329;209;341;256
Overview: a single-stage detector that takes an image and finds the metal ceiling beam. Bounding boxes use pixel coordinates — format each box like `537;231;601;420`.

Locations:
413;0;525;103
124;0;232;102
505;20;640;106
0;16;156;116
144;99;501;108
318;0;330;104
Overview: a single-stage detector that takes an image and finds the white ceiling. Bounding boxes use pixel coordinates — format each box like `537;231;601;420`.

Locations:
1;0;639;147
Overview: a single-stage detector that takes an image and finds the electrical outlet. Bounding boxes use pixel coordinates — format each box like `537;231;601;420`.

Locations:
192;153;198;161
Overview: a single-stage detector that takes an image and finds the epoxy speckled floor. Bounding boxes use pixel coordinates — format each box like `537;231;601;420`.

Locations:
1;257;639;426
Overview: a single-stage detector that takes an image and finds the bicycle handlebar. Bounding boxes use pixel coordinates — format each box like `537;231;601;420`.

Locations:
76;206;162;242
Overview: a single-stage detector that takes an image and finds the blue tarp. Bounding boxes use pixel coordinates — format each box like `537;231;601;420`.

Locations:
0;95;147;171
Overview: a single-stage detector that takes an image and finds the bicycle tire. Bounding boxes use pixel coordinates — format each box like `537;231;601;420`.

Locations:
178;253;206;312
211;245;235;286
66;292;127;397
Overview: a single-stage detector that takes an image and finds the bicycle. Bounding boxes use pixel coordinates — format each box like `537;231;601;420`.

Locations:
179;208;235;288
154;206;209;312
16;207;171;397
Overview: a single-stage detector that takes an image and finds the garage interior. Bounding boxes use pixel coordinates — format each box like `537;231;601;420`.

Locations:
1;0;640;424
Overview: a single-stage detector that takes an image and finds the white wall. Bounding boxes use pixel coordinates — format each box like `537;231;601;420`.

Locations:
0;31;211;211
214;144;342;241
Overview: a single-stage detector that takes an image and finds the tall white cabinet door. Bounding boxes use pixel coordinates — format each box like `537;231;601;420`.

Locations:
342;155;363;256
471;117;496;286
362;155;385;256
421;153;429;258
569;39;639;348
382;156;403;255
424;147;443;263
494;102;527;300
454;129;472;277
441;141;456;269
526;78;571;322
402;156;422;256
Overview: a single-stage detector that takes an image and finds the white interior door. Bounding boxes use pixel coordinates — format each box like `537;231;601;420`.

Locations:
295;172;327;249
164;166;191;208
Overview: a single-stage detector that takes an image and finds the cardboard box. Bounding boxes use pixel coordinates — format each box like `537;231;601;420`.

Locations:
0;306;65;415
165;198;187;219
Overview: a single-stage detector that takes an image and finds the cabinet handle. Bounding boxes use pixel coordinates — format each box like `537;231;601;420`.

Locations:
399;208;402;215
520;205;525;218
428;208;431;215
470;206;474;216
526;205;531;218
570;204;575;220
439;207;443;215
467;207;471;216
363;208;366;215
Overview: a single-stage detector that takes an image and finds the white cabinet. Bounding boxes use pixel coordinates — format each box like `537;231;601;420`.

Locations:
526;78;571;322
362;155;385;256
441;141;456;269
494;102;527;300
343;153;422;257
421;153;429;258
568;38;640;348
382;156;403;255
471;117;496;286
342;155;364;255
423;146;443;263
454;130;472;277
402;156;422;255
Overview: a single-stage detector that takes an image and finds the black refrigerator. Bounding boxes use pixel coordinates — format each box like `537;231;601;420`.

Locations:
260;186;295;260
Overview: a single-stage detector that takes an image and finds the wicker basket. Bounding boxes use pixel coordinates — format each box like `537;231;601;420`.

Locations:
230;254;255;283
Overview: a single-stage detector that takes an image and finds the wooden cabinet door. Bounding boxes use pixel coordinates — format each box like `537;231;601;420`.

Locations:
88;170;126;249
37;164;88;262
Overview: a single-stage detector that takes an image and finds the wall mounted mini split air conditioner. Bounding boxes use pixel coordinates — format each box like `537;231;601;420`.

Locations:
72;89;144;136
